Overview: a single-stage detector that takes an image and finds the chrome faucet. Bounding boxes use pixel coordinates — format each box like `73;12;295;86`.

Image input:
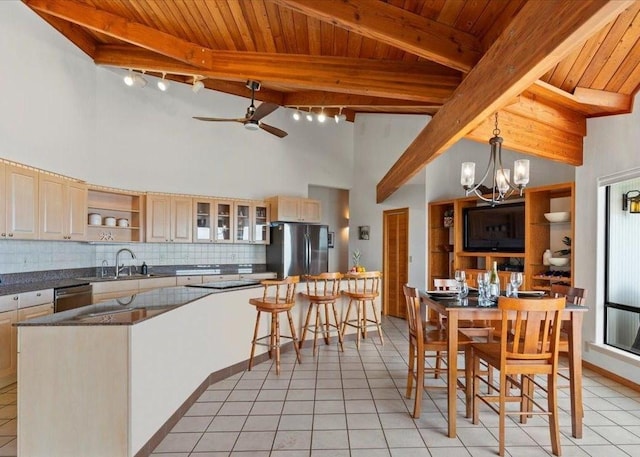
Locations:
100;259;109;278
115;248;137;278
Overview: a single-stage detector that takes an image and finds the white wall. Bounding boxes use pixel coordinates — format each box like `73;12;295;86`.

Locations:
0;2;354;200
576;94;640;380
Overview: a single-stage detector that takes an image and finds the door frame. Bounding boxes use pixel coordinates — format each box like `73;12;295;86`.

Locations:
382;207;409;317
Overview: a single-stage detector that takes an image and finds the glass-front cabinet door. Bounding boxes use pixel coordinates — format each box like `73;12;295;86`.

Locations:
253;202;270;244
234;202;251;243
214;200;233;243
194;199;213;242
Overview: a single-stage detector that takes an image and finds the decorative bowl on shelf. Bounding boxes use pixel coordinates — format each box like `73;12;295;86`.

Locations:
548;257;570;267
544;211;570;223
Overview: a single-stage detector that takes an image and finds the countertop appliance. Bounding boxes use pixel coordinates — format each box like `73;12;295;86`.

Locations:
266;222;328;279
54;283;92;313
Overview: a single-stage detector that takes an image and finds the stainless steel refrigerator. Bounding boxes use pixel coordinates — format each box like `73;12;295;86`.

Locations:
266;223;329;279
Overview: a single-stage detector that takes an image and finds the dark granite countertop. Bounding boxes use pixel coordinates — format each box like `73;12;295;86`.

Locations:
16;283;263;326
0;264;272;296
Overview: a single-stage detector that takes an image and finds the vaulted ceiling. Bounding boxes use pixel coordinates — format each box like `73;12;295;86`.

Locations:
23;0;640;201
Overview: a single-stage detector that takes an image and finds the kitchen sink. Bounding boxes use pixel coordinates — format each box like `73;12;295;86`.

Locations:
76;274;164;281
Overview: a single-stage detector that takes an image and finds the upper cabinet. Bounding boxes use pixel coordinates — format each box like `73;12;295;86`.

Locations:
87;186;143;242
266;196;321;223
146;194;192;243
2;162;39;240
234;201;270;244
39;174;87;241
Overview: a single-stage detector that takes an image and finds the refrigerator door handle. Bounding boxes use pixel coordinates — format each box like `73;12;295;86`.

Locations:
305;232;311;276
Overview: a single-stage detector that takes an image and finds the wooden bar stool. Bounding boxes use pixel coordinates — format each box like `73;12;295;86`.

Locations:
300;272;344;355
248;276;301;375
340;271;383;349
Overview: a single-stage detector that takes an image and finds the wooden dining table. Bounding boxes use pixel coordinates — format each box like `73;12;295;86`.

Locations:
420;292;587;439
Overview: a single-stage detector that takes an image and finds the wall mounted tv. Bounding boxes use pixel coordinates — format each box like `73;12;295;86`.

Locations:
463;202;525;252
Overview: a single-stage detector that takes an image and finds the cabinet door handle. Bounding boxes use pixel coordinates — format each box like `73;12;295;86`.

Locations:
1;233;5;237
13;296;18;301
8;233;13;237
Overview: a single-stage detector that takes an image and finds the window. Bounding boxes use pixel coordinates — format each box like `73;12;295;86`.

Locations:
604;177;640;355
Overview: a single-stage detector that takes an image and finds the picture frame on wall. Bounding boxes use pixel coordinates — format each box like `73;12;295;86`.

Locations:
328;231;335;248
358;226;370;240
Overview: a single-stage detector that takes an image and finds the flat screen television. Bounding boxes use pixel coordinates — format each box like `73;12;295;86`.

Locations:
463;202;525;252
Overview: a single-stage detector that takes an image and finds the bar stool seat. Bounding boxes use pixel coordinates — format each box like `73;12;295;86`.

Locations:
248;276;301;375
340;271;383;349
299;272;344;355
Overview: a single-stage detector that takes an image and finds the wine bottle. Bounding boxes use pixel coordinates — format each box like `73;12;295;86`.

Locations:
489;261;500;299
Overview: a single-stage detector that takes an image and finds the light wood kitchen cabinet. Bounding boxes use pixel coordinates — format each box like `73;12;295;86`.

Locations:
0;289;53;388
0;309;17;385
39;173;87;241
87;186;143;242
18;303;54;321
193;198;233;244
146;194;193;243
2;162;39;239
234;201;270;244
266;196;321;223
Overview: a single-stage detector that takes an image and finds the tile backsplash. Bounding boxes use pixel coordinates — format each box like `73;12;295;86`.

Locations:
0;240;266;274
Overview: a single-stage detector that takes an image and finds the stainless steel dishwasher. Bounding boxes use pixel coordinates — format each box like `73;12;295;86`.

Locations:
54;284;93;313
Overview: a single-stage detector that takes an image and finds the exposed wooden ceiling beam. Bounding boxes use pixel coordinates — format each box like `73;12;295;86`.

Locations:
573;86;633;115
33;11;96;57
466;110;583;166
93;45;460;103
503;94;586;137
269;0;482;73
376;0;633;203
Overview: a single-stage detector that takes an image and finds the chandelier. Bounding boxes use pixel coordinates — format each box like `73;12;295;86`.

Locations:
460;112;530;205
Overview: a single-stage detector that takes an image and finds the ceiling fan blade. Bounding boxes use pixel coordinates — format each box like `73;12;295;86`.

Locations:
251;103;279;121
193;116;246;123
259;122;288;138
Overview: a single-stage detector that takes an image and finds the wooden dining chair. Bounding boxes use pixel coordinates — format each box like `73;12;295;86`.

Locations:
403;284;473;418
468;296;566;456
551;284;587;385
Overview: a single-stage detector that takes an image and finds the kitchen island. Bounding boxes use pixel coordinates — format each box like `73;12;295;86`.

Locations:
16;284;268;457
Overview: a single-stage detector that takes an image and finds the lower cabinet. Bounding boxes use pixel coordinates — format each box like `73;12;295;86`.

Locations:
0;309;17;384
0;301;54;388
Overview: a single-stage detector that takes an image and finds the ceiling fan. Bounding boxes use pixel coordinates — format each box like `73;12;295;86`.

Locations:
193;80;287;138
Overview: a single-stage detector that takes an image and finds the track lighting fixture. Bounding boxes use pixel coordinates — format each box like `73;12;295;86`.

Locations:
192;76;204;93
334;107;346;123
292;107;301;121
317;108;326;123
306;109;313;122
157;73;169;91
123;69;147;88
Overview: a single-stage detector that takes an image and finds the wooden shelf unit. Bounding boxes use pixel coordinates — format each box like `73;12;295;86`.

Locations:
87;186;144;242
428;182;574;291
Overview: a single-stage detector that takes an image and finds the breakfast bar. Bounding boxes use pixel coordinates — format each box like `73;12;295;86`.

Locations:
16;285;267;457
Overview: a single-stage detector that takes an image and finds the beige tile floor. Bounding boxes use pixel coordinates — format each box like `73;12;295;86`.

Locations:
2;316;640;456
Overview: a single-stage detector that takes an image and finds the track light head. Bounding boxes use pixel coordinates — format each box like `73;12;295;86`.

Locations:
157;73;169;91
292;109;301;121
317;109;326;123
192;79;204;93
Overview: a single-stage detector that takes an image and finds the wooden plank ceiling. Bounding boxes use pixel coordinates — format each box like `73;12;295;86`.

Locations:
23;0;640;201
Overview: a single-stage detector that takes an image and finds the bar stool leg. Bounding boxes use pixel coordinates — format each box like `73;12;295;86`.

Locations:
313;305;321;355
322;304;331;345
287;310;302;364
331;302;344;352
369;299;384;345
361;300;368;339
274;312;281;375
249;310;262;371
355;300;362;350
340;299;353;342
299;302;314;350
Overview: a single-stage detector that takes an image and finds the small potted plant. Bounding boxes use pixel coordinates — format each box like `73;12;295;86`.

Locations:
351;250;363;273
554;236;571;257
